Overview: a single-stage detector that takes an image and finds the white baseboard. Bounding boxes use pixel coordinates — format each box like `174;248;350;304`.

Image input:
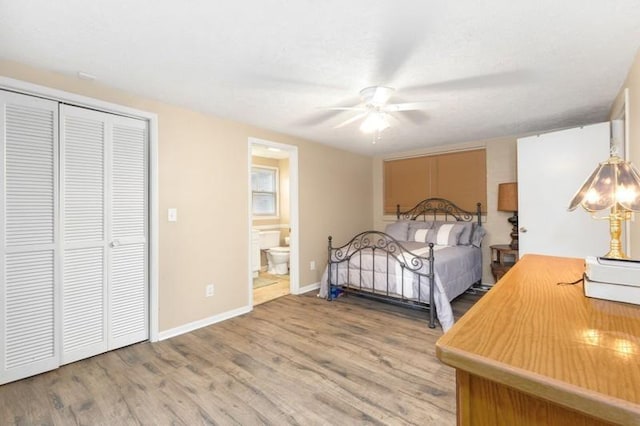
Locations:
157;304;252;341
296;281;320;295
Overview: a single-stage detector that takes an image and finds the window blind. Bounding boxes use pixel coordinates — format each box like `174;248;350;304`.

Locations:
383;149;487;214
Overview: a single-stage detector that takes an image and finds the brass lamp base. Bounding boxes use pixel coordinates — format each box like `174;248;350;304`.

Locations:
604;212;627;259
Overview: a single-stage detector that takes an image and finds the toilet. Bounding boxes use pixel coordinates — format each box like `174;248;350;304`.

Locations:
259;230;290;275
267;247;290;275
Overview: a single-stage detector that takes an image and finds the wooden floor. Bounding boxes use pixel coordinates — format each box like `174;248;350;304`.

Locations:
0;290;482;425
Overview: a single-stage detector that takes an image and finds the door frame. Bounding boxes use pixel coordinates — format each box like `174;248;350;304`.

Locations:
247;137;300;305
0;76;160;342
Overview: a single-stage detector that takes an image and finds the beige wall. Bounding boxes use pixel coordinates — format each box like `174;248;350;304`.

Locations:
373;137;517;284
0;60;373;332
611;48;640;258
301;140;374;282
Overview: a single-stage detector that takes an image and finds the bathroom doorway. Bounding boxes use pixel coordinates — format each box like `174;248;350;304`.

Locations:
248;138;299;306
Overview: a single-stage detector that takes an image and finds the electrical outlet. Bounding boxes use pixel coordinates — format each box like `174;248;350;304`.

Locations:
205;284;214;297
310;261;316;271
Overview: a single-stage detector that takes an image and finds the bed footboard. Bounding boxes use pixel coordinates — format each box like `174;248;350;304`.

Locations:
326;231;436;328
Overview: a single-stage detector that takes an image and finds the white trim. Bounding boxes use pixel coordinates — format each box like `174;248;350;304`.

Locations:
157;305;252;341
612;88;631;258
0;76;155;120
148;115;160;341
297;282;320;295
611;88;630;156
0;76;160;342
288;146;300;295
247;146;255;307
624;89;631;258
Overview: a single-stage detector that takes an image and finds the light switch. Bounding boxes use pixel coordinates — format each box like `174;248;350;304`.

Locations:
168;208;177;222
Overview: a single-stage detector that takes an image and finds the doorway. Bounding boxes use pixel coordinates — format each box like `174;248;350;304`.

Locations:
248;138;299;306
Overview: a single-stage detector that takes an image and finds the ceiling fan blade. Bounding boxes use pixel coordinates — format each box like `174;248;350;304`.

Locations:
334;112;368;129
295;109;344;127
374;6;431;84
403;70;533;93
383;101;440;112
324;106;368;111
397;110;430;126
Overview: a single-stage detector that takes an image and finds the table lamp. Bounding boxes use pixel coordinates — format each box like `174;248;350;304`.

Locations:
498;182;518;249
568;154;640;259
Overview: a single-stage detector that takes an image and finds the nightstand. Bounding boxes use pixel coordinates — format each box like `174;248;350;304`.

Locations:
490;244;519;283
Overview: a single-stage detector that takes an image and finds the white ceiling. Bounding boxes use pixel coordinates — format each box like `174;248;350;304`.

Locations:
1;1;640;155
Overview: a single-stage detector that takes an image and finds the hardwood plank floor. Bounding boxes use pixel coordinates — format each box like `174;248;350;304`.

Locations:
0;290;483;425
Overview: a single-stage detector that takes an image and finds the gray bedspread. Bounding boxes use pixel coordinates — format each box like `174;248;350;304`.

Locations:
319;243;481;331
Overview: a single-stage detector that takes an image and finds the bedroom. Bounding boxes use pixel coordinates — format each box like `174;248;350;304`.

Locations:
1;1;640;424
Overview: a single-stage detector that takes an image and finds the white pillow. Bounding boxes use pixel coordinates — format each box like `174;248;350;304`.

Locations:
432;223;468;246
436;224;455;246
414;229;430;243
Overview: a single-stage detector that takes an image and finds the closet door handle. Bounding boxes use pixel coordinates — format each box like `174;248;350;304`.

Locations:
110;240;121;248
519;227;528;233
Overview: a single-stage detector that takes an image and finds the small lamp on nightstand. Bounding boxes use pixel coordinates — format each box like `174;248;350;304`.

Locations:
498;182;519;250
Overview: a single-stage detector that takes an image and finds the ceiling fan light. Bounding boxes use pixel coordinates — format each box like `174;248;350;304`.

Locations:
372;86;394;106
360;86;394;106
360;112;390;134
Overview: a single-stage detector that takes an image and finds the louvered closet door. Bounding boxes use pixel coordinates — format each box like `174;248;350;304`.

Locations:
0;91;59;384
108;115;148;349
60;105;108;364
60;106;148;364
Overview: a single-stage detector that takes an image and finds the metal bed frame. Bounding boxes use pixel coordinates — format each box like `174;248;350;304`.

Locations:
326;198;482;329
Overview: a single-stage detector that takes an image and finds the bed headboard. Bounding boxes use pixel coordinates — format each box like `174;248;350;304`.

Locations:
396;198;482;226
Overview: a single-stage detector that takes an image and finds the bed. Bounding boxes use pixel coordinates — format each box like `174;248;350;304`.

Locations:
319;198;485;331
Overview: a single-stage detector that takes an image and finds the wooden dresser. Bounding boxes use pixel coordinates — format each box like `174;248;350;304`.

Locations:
436;254;640;425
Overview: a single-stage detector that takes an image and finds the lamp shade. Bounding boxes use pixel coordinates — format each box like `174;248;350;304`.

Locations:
568;155;640;212
498;182;518;212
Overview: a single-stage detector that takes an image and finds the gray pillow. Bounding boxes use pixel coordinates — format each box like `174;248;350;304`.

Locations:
471;226;487;247
384;221;410;241
457;222;475;245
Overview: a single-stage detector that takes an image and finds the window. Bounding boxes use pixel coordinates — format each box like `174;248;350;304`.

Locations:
252;166;278;216
384;149;487;214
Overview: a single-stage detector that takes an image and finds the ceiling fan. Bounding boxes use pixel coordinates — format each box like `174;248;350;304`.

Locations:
325;86;439;134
